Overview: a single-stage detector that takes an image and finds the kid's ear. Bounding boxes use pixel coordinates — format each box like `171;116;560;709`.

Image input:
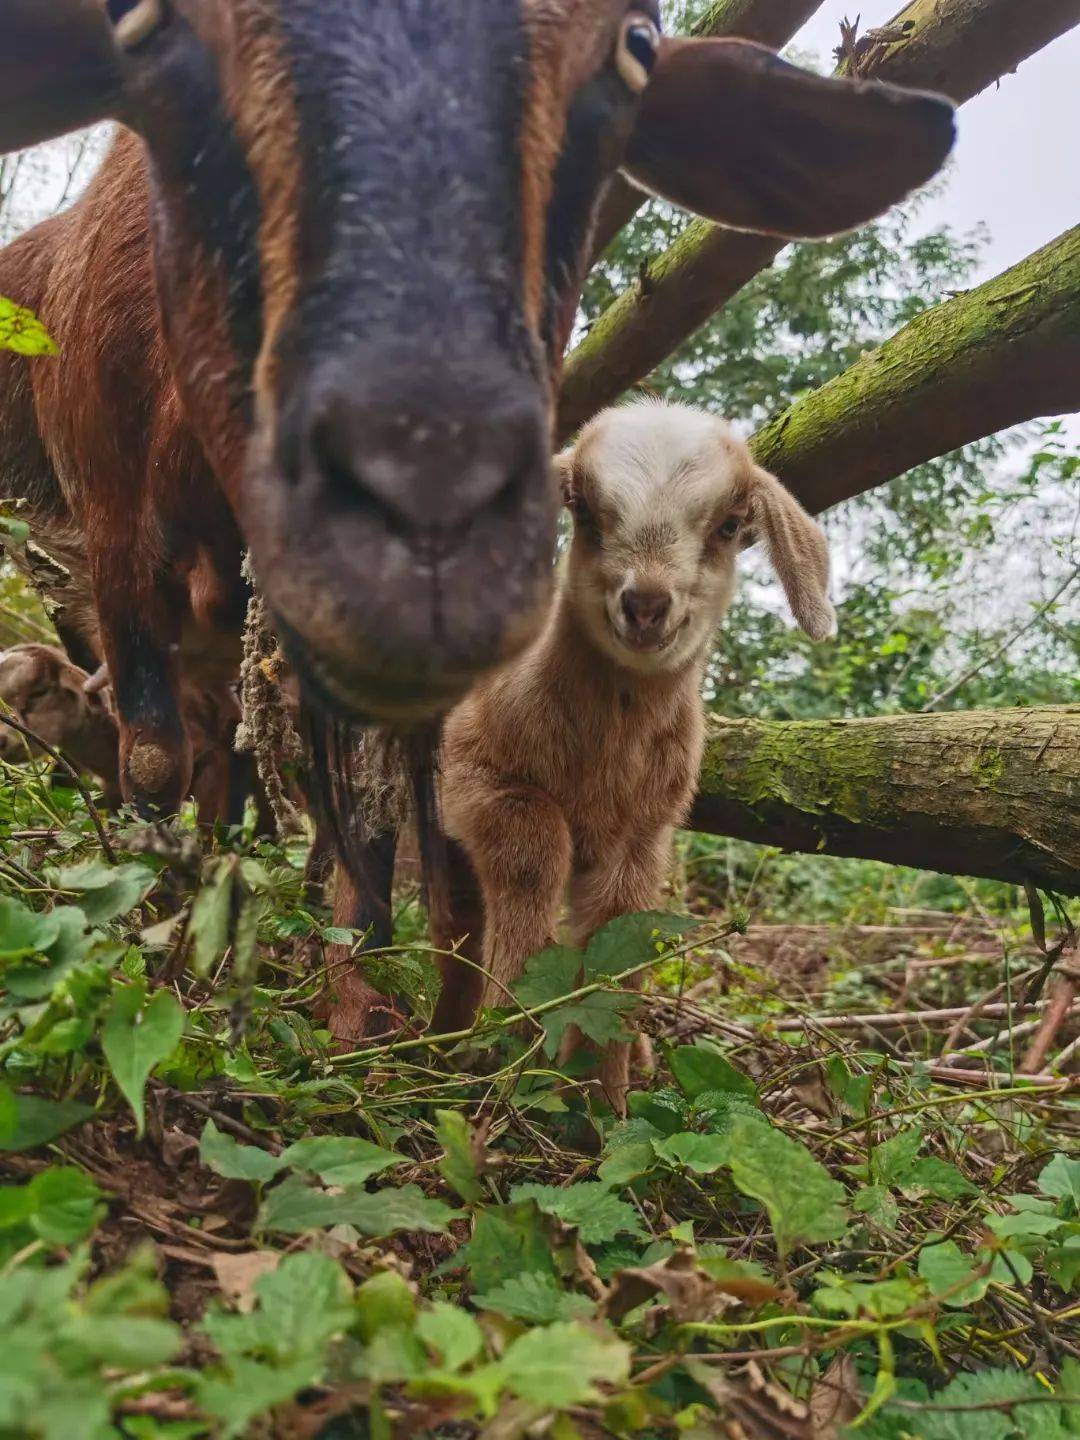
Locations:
750;466;837;640
553;448;577;507
0;0;126;154
622;36;956;239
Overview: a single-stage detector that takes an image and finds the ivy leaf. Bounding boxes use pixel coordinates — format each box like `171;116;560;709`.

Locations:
870;1127;923;1187
281;1135;404;1187
0;1089;94;1152
598;1142;657;1188
54;861;155;926
726;1118;848;1256
102;984;185;1138
902;1156;978;1201
669;1042;758;1105
1039;1154;1080;1211
189;859;236;976
200;1121;284;1185
918;1239;991;1308
27;1167;104;1245
0;897;61;960
435;1109;485;1204
415;1301;484;1371
511;1181;645;1244
653;1131;732;1175
497;1321;631;1408
513;944;582;1008
583;911;694;980
473;1272;596;1324
456;1201;554;1291
627;1088;690;1136
0;295;58;356
260;1175;459;1236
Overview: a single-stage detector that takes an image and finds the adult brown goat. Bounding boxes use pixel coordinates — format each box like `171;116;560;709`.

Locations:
0;1;954;1022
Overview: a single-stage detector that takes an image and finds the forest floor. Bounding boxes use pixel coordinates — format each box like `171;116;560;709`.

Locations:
0;762;1078;1440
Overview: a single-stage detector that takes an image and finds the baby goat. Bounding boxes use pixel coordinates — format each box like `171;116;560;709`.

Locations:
432;400;836;1108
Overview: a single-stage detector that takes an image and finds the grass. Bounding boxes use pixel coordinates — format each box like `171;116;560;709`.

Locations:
0;749;1078;1440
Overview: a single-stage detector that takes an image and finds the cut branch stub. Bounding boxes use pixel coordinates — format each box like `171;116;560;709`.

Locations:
689;707;1080;896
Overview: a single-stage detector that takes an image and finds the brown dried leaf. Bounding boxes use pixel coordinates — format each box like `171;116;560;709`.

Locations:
810;1352;862;1438
212;1250;281;1312
604;1250;732;1325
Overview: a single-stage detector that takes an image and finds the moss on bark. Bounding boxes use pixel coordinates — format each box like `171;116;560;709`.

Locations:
691;707;1080;894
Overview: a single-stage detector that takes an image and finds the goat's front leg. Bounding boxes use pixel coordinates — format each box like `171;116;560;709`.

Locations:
565;828;673;1114
92;569;192;816
449;785;572;1021
323;832;403;1043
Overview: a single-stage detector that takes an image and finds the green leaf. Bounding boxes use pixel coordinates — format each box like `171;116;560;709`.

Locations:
0;295;58;356
902;1156;978;1201
0;1090;94;1152
511;1181;645;1244
497;1321;631;1408
626;1088;689;1136
669;1042;758;1104
653;1131;732;1175
189;860;236;976
58;1314;181;1369
198;1357;321;1438
281;1134;404;1187
415;1301;484;1371
102;984;185;1137
251;1252;354;1357
473;1272;596;1324
726;1118;848;1256
852;1185;900;1230
54;860;155;925
582;911;694;979
1039;1154;1080;1210
355;1270;416;1341
456;1201;554;1291
918;1239;991;1307
0;897;61;960
435;1109;484;1203
514;944;582;1007
200;1121;284;1184
542;990;637;1058
27;1167;104;1245
598;1142;657;1188
870;1126;923;1187
260;1175;459;1236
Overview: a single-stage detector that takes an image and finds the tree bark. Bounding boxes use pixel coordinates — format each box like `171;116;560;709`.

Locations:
590;0;826;259
560;0;1080;442
689;707;1080;896
750;225;1080;515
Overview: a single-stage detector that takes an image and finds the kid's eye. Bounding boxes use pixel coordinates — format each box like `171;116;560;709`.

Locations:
714;515;743;541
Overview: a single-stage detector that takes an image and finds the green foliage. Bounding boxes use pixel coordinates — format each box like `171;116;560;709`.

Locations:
101;981;185;1136
0;295;57;356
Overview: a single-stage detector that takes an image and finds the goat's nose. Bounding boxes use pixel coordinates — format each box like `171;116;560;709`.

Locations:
621;588;673;631
308;385;547;533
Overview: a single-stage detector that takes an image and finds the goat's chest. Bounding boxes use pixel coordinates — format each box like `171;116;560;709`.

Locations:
559;691;703;868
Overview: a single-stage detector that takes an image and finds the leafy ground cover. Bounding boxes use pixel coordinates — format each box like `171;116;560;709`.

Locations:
1;759;1078;1440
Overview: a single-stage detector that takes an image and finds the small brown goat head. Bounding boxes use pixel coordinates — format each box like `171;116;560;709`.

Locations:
558;401;835;674
1;1;949;722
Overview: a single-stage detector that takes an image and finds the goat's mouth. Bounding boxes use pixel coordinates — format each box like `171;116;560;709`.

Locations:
608;613;690;658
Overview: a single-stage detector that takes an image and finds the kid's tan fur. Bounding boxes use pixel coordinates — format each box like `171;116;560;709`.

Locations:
432;400;835;1111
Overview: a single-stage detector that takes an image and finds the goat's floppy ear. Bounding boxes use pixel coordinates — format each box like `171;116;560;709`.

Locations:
750;466;836;640
0;0;125;154
623;38;955;239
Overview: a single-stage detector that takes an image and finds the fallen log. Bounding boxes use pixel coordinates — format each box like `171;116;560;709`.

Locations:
689;707;1080;895
561;0;1080;440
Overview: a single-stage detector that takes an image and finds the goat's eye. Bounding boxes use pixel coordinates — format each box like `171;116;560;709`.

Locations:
714;515;743;542
106;0;168;51
616;14;661;94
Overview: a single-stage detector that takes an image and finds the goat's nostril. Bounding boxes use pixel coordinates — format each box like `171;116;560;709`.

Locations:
621;589;673;630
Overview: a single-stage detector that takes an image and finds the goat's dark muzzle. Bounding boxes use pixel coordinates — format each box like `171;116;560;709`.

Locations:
242;350;557;723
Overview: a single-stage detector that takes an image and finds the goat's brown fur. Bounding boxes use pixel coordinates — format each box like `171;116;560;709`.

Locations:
431;402;835;1110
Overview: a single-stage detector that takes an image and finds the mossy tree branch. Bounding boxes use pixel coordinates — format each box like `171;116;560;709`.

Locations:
750;225;1080;514
561;0;1080;441
689;707;1080;895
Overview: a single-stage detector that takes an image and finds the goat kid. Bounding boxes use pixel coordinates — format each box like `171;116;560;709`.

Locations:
431;401;835;1110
